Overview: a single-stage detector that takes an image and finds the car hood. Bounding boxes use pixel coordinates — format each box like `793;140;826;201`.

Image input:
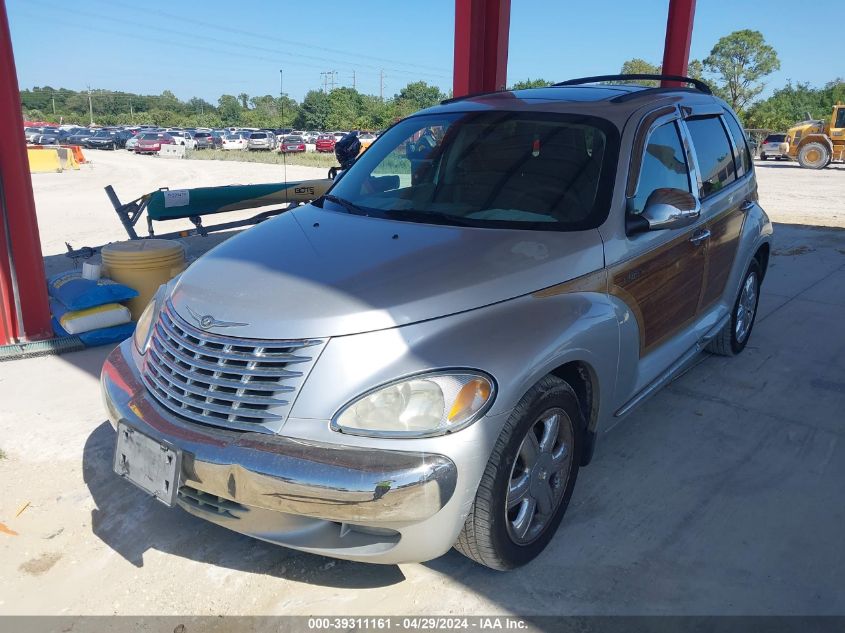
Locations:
169;204;605;339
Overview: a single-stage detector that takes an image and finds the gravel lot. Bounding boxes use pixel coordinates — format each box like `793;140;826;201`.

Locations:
754;160;845;228
29;149;328;261
0;154;843;619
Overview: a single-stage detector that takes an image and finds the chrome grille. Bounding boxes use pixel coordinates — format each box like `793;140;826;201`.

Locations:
142;302;324;433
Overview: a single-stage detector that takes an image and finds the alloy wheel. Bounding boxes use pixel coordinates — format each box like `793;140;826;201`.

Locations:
506;408;574;545
735;271;758;343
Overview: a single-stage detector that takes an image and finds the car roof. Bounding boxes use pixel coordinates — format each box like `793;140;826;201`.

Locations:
421;84;720;122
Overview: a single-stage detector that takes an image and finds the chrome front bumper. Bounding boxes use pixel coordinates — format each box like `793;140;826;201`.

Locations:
101;341;458;547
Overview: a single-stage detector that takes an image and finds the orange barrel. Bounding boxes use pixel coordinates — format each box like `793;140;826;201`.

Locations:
101;239;186;319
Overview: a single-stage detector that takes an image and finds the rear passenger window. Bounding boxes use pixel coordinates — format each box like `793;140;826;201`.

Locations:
686;117;736;197
630;121;690;215
722;112;751;178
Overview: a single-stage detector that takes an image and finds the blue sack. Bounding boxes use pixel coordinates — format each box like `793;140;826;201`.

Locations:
52;318;136;347
48;270;138;311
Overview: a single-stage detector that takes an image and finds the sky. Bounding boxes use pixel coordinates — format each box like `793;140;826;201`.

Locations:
7;0;841;105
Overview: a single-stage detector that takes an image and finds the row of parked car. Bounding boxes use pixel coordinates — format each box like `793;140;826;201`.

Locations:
24;124;381;155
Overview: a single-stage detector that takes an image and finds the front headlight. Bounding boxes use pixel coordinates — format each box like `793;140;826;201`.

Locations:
332;371;496;438
132;286;165;354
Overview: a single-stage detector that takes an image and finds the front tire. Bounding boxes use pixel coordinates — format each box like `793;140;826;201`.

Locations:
760;153;768;160
798;142;830;169
707;259;762;356
454;375;583;570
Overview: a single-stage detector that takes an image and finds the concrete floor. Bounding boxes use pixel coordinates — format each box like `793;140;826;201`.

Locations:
0;159;843;616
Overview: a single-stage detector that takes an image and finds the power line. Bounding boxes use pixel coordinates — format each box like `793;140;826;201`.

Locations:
92;0;449;75
25;0;450;83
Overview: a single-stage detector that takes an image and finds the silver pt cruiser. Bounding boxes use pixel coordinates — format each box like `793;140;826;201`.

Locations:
102;76;773;570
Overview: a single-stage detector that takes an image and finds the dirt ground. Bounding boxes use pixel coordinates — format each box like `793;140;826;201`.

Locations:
0;153;843;618
753;160;845;228
28;149;328;262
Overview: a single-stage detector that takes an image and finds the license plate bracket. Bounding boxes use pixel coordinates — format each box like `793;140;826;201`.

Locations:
113;422;181;506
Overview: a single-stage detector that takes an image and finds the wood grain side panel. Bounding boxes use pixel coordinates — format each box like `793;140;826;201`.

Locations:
532;269;608;298
610;232;705;355
700;208;745;309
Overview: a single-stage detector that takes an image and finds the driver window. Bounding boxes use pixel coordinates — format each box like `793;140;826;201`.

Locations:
630;121;691;215
368;125;448;191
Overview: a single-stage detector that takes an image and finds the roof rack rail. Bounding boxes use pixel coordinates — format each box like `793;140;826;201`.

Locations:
553;74;712;95
440;88;509;105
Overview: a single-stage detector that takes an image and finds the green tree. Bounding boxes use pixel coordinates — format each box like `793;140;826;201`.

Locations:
744;79;845;130
510;78;554;90
238;92;250;109
615;59;704;86
396;81;444;111
619;59;661;85
277;95;299;127
703;29;780;112
326;87;367;130
217;94;242;125
297;90;331;129
687;59;704;81
188;97;215;115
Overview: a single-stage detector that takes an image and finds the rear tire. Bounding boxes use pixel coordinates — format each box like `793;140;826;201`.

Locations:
760;153;768;160
454;375;583;570
707;259;762;356
798;142;830;169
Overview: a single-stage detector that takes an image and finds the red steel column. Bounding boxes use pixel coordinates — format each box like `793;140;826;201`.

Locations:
0;0;52;343
453;0;511;98
661;0;696;87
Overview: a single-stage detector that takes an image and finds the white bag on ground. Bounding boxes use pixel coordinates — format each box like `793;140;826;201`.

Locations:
51;299;132;335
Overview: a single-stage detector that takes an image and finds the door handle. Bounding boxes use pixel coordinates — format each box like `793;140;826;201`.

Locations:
740;199;755;212
689;229;711;246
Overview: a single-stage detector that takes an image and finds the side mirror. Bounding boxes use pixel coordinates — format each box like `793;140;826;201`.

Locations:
633;188;700;232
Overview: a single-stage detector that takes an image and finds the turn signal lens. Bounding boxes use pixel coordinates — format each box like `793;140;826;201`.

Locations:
448;378;492;422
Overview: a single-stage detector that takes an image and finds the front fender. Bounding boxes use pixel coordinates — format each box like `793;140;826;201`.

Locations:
290;287;621;436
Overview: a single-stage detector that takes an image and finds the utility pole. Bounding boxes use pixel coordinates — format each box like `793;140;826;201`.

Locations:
379;69;385;101
320;71;327;92
87;85;93;125
329;70;337;91
129;98;134;124
279;69;285;123
51;93;55;115
351;70;356;91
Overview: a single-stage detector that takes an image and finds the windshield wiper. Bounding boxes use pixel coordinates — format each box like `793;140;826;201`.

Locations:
320;194;368;216
382;208;475;227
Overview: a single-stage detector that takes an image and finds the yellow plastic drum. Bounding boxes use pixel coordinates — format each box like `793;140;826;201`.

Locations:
101;239;186;320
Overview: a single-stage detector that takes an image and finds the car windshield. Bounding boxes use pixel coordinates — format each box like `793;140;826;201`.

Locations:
324;111;619;231
765;134;786;143
286;136;303;142
93;130;114;137
194;132;210;138
250;133;267;139
140;133;162;140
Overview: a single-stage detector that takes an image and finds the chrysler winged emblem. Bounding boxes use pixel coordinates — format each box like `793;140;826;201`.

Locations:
185;305;248;330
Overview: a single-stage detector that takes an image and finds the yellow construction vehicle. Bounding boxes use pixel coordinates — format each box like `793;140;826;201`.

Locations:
786;102;845;168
